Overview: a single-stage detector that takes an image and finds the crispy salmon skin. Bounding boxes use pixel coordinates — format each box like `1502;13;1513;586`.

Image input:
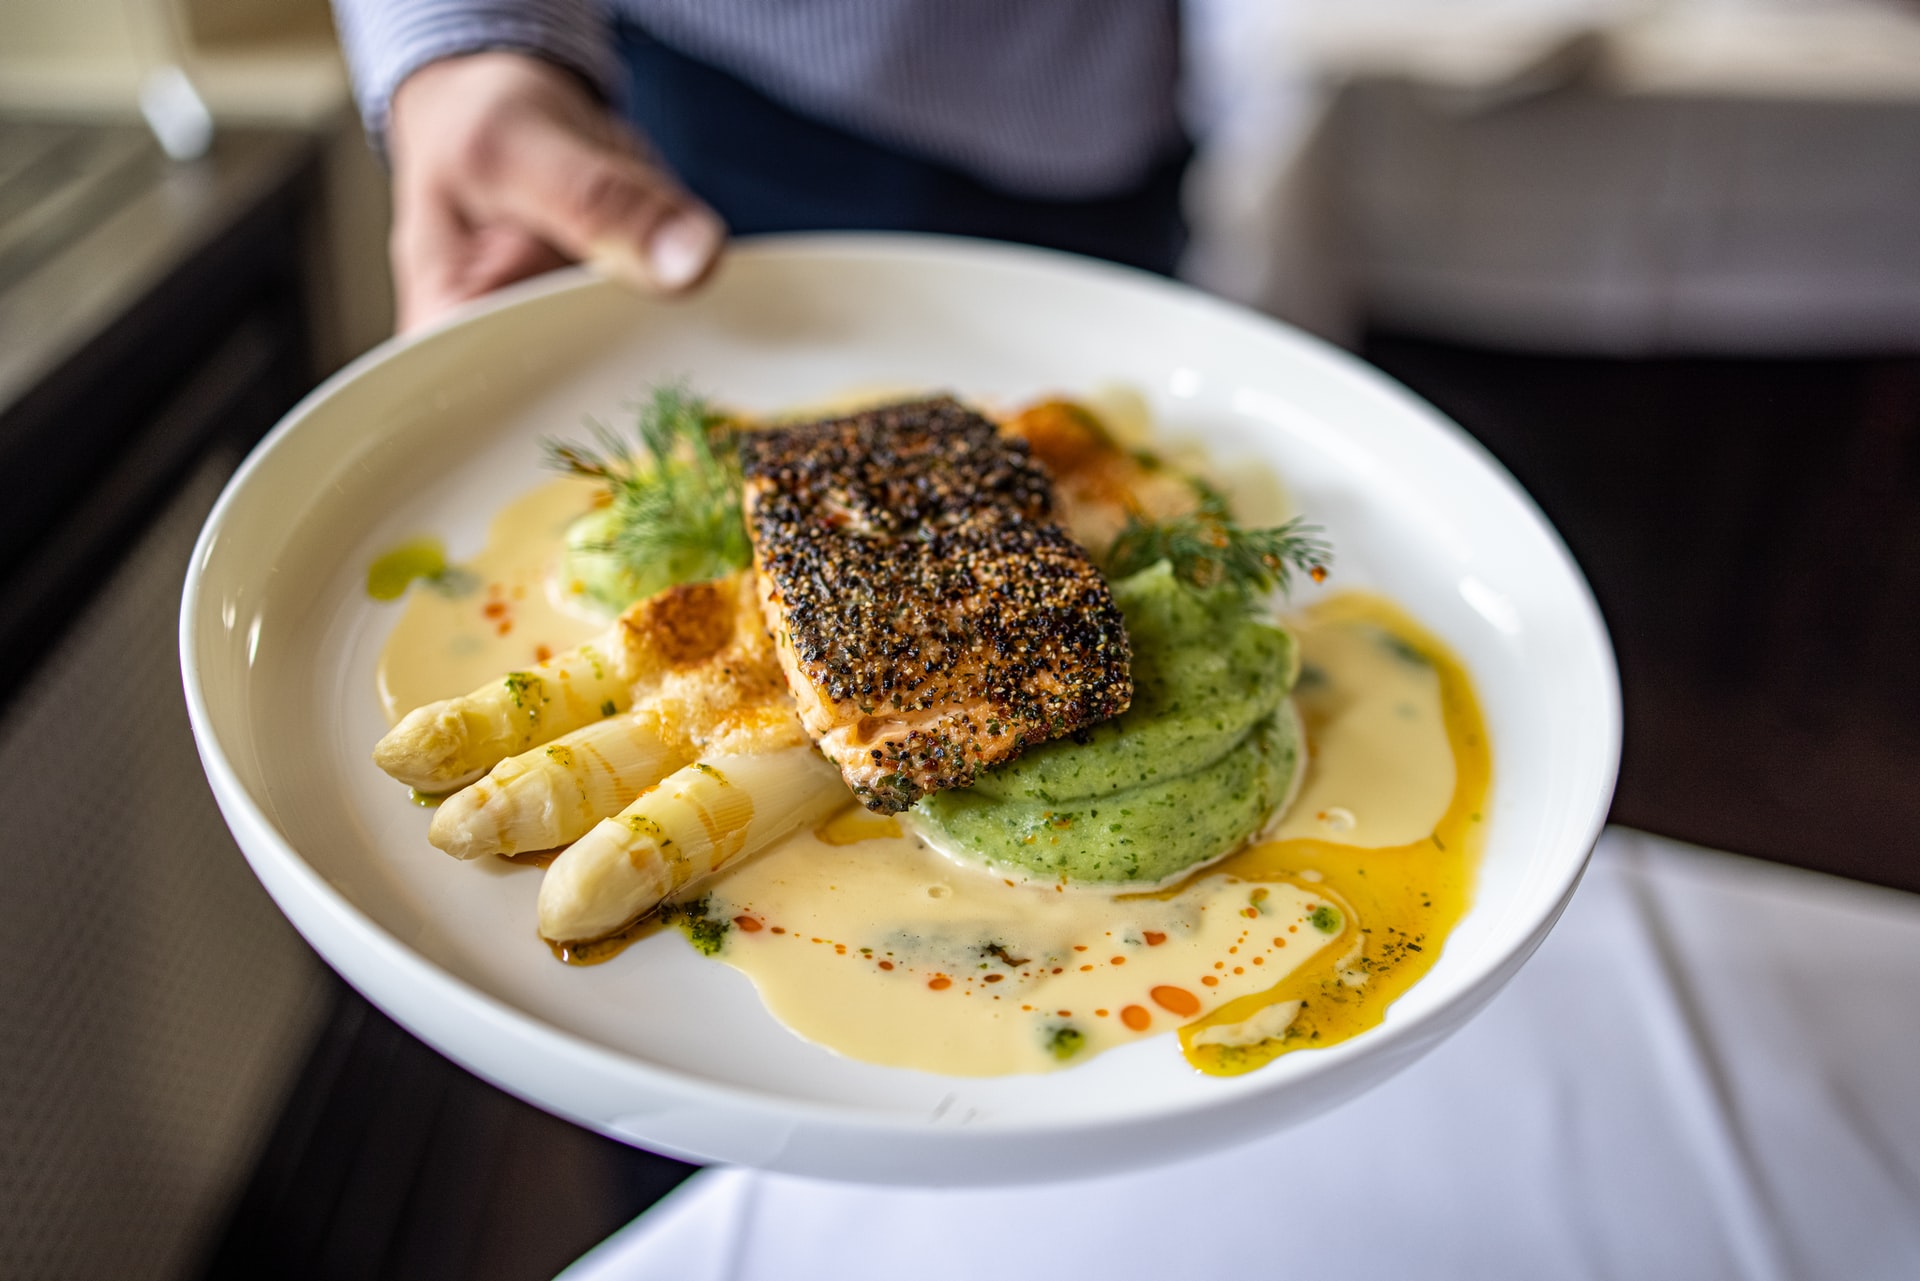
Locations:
739;397;1132;812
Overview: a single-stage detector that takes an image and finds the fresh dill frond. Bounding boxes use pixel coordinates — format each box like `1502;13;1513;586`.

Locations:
544;384;752;596
1105;487;1331;602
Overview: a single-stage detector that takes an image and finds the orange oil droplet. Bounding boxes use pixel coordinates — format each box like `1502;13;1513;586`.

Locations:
1201;975;1220;987
1150;985;1200;1017
1143;931;1166;946
878;960;893;970
1110;956;1126;966
732;916;763;932
928;976;951;991
1120;1005;1151;1031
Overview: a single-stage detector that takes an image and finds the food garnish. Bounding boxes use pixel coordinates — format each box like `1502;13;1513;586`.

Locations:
365;536;476;601
544;385;751;608
659;897;732;957
1104;485;1331;604
1002;398;1331;605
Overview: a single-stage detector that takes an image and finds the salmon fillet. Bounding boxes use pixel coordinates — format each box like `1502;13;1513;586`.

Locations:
739;397;1132;813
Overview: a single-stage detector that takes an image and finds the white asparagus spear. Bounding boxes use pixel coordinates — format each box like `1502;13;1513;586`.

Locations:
537;747;848;944
373;627;631;792
427;710;684;859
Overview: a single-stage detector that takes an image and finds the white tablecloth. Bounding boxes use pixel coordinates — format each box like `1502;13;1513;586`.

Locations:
560;828;1920;1281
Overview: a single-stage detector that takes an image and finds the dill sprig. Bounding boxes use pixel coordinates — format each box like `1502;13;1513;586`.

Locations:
544;385;751;590
1105;487;1331;602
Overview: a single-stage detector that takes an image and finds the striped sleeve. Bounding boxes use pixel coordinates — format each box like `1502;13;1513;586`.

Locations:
331;0;620;145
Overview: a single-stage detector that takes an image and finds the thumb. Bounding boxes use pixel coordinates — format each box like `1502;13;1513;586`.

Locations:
490;112;726;293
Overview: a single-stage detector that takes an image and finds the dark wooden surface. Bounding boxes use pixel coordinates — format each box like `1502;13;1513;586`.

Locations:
1364;334;1920;894
200;982;695;1281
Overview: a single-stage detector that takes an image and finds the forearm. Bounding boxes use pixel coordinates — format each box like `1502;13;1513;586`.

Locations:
331;0;619;144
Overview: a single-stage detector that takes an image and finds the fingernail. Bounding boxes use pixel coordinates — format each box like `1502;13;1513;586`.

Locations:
586;239;649;288
646;211;722;290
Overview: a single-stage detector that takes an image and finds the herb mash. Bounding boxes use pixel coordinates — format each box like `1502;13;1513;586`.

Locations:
915;562;1302;884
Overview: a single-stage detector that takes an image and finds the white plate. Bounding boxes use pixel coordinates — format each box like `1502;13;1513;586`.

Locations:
181;234;1619;1184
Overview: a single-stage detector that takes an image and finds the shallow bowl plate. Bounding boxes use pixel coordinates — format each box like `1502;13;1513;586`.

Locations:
182;235;1619;1184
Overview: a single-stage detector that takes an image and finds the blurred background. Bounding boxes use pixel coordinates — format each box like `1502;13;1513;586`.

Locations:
1;0;1914;1277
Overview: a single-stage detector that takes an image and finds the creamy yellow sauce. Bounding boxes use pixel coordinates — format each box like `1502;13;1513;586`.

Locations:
1179;595;1490;1074
1270;614;1454;847
374;476;1490;1079
683;593;1488;1076
700;832;1340;1076
376;477;608;724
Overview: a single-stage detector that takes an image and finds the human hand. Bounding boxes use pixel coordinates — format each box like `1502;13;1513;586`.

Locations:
386;52;726;333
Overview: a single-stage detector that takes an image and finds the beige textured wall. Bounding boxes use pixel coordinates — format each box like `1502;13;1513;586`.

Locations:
0;0;171;109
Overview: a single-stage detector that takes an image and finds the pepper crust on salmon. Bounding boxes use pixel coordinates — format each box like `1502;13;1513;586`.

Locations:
739;397;1132;813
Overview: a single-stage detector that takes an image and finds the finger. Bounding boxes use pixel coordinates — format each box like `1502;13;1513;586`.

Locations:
464;226;571;301
390;184;472;333
392;186;567;333
482;113;726;293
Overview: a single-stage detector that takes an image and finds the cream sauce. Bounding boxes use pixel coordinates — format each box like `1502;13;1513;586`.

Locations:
690;606;1465;1076
1181;595;1490;1075
376;477;606;725
1269;616;1454;848
701;831;1339;1076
